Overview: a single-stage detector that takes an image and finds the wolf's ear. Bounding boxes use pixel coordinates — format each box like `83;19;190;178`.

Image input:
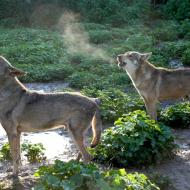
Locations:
141;52;152;61
8;67;26;77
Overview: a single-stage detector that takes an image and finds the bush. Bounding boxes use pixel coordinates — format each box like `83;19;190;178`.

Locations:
89;30;114;44
68;72;100;89
0;28;77;82
160;102;190;128
0;141;46;163
82;88;144;123
151;20;180;42
182;49;190;66
90;110;175;167
0;0;150;26
0;28;64;65
180;19;190;39
19;63;74;82
68;60;130;90
123;33;155;52
34;160;159;190
164;0;190;20
154;40;190;66
22;141;46;163
0;143;12;161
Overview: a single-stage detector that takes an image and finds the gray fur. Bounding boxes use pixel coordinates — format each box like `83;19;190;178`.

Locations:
0;56;102;176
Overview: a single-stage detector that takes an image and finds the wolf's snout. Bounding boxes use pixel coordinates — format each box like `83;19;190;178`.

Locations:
117;55;122;62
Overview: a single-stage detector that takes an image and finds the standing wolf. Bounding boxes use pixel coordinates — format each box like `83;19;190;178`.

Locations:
0;56;102;176
117;51;190;120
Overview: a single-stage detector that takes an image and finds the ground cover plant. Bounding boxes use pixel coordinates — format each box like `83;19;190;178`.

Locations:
1;0;190;189
0;142;46;163
90;110;176;167
34;160;159;190
82;87;144;123
22;141;46;163
0;143;12;161
160;101;190;128
0;17;190;86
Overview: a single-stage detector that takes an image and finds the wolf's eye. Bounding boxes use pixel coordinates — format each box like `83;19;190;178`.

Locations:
128;54;133;58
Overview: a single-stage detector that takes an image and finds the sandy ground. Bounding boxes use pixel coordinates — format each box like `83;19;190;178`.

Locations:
144;129;190;190
1;128;190;190
0;127;79;190
0;82;190;190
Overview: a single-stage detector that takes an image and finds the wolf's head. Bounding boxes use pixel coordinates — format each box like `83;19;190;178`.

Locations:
117;51;152;75
0;56;26;78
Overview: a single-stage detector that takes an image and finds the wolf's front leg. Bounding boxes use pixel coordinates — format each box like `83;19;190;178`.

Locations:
144;98;157;120
7;131;21;176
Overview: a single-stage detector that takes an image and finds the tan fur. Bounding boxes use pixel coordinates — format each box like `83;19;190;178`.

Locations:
117;51;190;120
0;56;102;176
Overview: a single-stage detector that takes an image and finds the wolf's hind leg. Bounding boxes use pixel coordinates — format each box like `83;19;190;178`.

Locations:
71;129;93;162
68;117;93;162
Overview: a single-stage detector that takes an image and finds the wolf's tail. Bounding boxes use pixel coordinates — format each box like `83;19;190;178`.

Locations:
90;108;102;148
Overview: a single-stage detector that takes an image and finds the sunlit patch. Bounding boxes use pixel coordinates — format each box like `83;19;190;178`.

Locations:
22;131;76;160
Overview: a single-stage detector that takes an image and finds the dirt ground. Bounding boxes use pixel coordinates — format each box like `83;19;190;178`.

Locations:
0;83;190;190
0;128;79;190
0;128;190;190
143;129;190;190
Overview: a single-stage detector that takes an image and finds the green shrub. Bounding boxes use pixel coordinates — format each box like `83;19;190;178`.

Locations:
22;141;46;163
154;40;190;66
90;110;175;167
182;49;190;66
0;141;46;163
78;0;150;25
123;33;155;52
68;72;100;89
0;28;77;82
0;143;11;161
19;63;74;82
89;30;114;44
0;28;64;66
82;88;144;123
0;0;150;26
34;160;159;190
151;20;180;41
180;19;190;39
164;0;190;20
160;102;190;128
0;18;20;28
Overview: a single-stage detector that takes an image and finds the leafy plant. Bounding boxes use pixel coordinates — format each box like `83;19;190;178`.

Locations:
34;160;159;190
68;72;100;89
180;19;190;39
0;142;11;161
82;88;144;123
154;40;190;66
22;141;46;163
163;0;190;20
90;110;176;167
160;101;190;128
151;20;180;42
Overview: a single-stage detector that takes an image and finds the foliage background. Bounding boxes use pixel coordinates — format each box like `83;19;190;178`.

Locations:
0;0;190;189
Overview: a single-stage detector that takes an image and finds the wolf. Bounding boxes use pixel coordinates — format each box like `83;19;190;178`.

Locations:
117;51;190;120
0;56;102;176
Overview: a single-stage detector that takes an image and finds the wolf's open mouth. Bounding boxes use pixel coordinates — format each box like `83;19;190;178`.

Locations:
118;61;126;67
